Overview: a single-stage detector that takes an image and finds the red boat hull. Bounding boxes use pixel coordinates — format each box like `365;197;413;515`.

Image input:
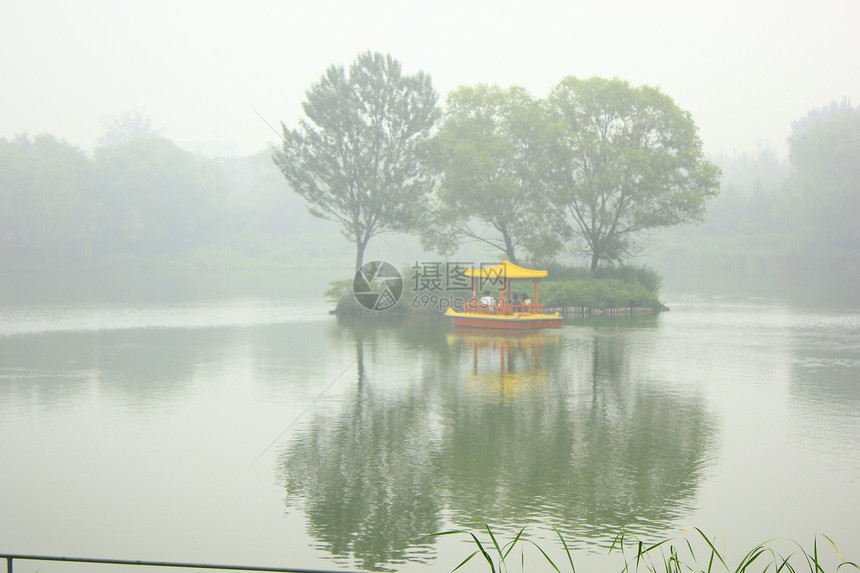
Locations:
447;312;562;330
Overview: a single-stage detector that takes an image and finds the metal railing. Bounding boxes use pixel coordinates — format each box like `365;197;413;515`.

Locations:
1;554;359;573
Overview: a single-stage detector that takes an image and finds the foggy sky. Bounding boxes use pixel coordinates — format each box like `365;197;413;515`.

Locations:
1;0;858;158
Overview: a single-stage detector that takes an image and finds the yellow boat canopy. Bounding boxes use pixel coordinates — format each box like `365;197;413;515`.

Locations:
463;260;548;280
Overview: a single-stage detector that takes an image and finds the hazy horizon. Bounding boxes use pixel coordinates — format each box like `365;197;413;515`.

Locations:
2;0;858;159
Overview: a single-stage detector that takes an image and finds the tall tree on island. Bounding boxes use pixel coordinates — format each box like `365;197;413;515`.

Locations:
424;84;566;264
547;77;720;270
273;52;438;271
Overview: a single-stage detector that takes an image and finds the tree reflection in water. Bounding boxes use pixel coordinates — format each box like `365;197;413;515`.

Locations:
279;317;715;570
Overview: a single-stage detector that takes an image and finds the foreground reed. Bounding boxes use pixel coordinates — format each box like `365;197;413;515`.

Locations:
427;521;857;573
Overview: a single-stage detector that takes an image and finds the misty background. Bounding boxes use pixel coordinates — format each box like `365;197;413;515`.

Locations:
3;4;860;569
1;0;859;283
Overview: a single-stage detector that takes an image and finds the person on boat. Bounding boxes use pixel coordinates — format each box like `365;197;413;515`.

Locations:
479;290;495;311
522;294;532;307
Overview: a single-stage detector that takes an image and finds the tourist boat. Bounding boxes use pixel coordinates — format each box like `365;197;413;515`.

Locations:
444;260;562;330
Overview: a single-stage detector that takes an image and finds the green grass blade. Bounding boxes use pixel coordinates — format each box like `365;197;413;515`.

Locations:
523;539;561;573
775;550;798;573
815;536;823;573
552;525;576;573
480;520;504;561
736;546;770;573
819;533;857;568
642;537;676;555
466;531;496;573
609;531;625;554
424;529;472;539
687;528;728;571
681;537;695;563
706;545;717;573
501;527;527;561
451;550;479;572
436;524;858;573
425;527;496;572
636;537;678;572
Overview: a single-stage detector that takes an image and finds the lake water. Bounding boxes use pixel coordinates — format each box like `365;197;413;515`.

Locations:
1;271;859;572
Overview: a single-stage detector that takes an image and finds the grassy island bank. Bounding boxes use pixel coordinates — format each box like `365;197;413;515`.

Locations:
328;263;665;316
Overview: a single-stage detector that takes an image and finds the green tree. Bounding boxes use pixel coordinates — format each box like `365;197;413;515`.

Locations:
0;134;98;265
786;100;860;257
425;84;566;264
691;147;788;236
273;52;438;272
218;151;350;261
94;137;229;255
547;77;720;270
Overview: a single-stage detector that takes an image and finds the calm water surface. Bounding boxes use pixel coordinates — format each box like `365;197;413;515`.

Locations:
1;272;858;572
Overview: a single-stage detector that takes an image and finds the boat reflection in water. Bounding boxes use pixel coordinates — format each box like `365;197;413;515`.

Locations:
449;328;560;400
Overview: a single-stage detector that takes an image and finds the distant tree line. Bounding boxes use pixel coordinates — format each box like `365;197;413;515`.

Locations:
0;127;350;269
654;98;859;275
1;133;222;266
2;53;857;276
